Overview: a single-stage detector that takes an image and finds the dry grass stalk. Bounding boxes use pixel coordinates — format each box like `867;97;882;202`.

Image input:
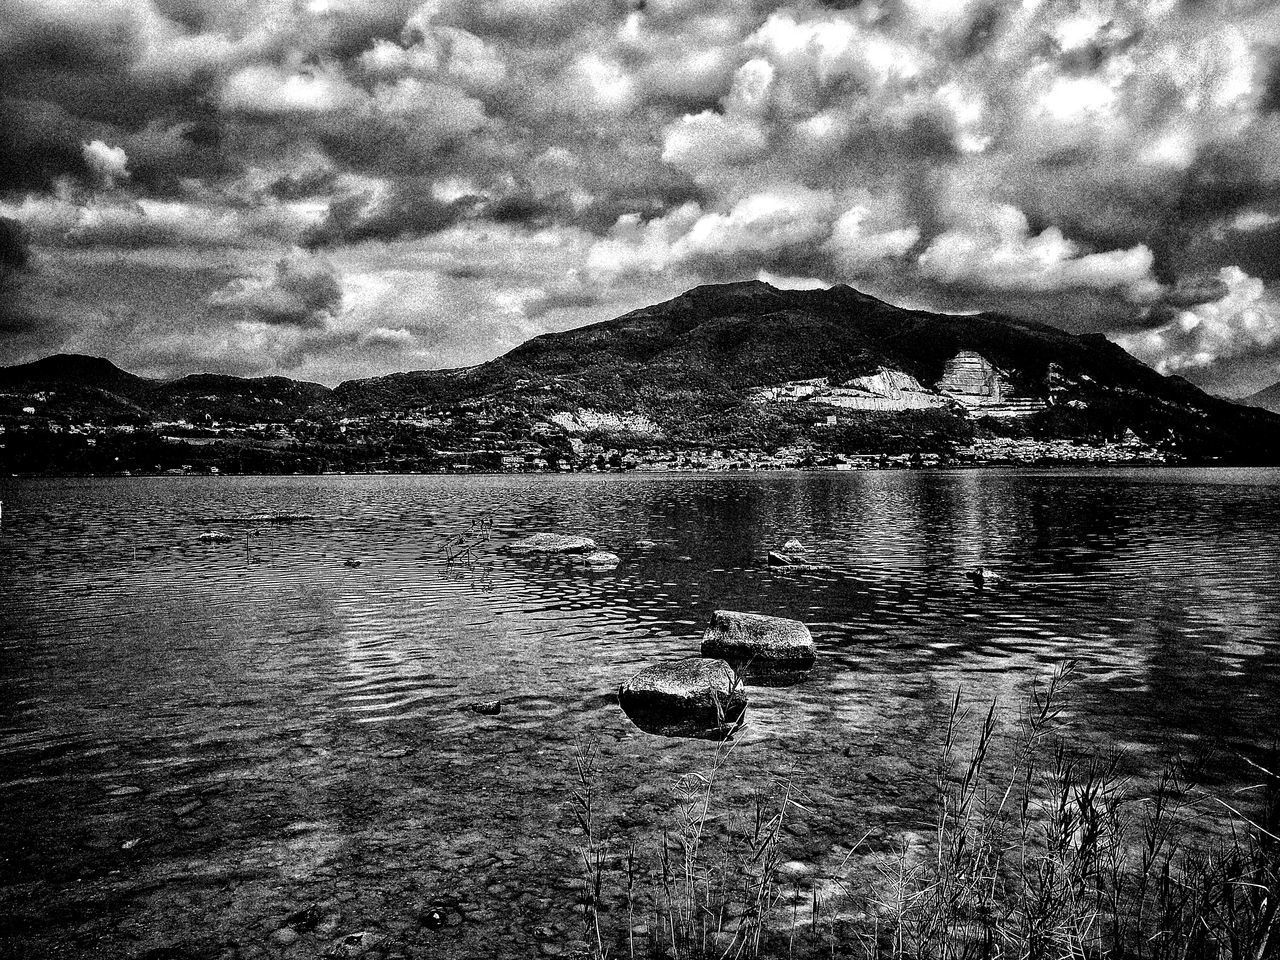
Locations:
570;662;1280;960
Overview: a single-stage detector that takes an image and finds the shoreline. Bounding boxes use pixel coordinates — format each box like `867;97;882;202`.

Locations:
7;460;1277;480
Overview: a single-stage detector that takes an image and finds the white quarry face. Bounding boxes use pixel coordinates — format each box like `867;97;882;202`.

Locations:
751;353;1052;416
937;350;1009;398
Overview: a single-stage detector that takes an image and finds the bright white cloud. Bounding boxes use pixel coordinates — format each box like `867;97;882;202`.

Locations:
825;206;920;275
0;189;319;250
674;189;835;261
1118;268;1280;375
223;63;362;115
82;141;130;189
919;205;1157;295
661;111;769;171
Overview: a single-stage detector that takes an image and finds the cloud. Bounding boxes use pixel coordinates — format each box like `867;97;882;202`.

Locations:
82;140;130;188
0;217;30;280
222;63;363;116
755;269;827;290
303;178;470;246
359;22;507;90
210;253;344;327
674;187;835;265
1117;267;1280;378
917;205;1158;297
0;188;319;250
825;205;920;276
4;0;1280;393
586;202;702;279
661;58;775;175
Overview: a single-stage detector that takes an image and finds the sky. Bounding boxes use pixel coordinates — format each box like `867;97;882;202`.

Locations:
1;0;1279;394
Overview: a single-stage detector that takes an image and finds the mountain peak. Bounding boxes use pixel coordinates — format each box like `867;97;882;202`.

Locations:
0;353;147;389
677;280;897;312
682;279;780;298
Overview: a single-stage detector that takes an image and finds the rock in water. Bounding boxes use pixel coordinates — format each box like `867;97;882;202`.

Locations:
197;531;233;542
508;533;597;554
701;610;816;665
582;550;621;569
619;658;747;736
967;566;1003;586
781;538;807;553
767;550;802;567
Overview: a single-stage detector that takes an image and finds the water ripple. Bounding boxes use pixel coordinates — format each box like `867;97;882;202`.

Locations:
1;469;1279;801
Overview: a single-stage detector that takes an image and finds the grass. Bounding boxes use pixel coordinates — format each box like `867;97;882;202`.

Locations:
571;736;804;959
568;663;1280;959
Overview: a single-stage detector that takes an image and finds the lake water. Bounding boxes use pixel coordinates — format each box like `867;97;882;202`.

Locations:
2;469;1279;959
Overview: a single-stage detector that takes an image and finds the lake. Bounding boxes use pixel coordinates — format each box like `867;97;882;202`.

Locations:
2;469;1279;959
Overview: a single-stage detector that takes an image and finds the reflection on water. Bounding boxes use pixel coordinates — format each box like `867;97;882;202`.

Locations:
1;469;1279;957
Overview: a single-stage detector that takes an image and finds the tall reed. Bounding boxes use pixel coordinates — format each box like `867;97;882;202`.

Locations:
569;663;1280;960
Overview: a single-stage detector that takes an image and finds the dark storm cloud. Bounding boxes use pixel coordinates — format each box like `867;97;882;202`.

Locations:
210;254;342;328
1159;276;1233;311
302;183;473;247
0;218;31;278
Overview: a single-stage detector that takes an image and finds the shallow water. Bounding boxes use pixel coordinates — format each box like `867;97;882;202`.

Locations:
2;469;1279;958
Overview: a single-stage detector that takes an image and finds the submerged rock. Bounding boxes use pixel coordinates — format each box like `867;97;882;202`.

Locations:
259;513;316;525
285;904;324;931
197;531;233;542
619;657;746;738
701;610;816;665
582;550;621;569
968;566;1003;586
508;533;597;554
327;931;387;957
769;538;824;569
464;700;502;716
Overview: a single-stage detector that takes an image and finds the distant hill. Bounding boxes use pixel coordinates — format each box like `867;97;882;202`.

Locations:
4;280;1280;471
0;353;154;395
153;374;331;423
1243;381;1280;415
0;353;157;421
0;357;331;426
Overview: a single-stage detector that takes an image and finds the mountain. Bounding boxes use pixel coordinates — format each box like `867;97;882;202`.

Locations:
0;353;153;395
0;356;331;426
1243;381;1280;415
330;280;1280;463
4;280;1280;473
0;353;158;420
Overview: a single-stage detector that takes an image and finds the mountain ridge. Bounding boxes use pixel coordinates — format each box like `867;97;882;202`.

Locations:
1243;380;1280;415
4;281;1280;472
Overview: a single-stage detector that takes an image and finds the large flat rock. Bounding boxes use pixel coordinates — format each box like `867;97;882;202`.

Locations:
618;657;746;737
700;610;816;665
507;533;597;554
